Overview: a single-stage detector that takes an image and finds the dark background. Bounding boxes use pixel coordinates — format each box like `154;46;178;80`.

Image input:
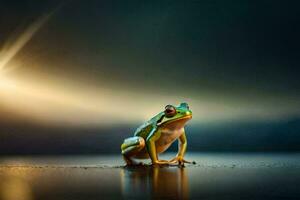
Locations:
0;0;299;155
1;118;299;155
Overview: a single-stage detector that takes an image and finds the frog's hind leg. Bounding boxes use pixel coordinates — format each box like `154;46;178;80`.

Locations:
121;136;145;165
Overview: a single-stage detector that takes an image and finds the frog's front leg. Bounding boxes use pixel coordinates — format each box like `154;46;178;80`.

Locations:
169;132;195;165
146;128;176;166
121;136;145;165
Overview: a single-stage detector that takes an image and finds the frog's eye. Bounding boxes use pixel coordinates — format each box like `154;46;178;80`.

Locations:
164;105;176;118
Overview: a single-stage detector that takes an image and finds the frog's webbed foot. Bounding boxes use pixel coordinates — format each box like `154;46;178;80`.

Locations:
169;157;196;166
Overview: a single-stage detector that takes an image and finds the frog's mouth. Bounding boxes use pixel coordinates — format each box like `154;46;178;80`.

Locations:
158;115;192;130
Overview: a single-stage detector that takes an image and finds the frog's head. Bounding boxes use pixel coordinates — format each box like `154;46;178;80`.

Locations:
157;102;192;127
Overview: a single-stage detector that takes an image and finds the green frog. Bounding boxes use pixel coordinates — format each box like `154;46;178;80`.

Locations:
121;103;193;166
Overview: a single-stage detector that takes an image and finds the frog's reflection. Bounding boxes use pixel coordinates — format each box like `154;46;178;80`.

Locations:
121;166;189;199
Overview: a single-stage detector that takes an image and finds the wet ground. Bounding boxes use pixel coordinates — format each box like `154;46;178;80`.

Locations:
0;153;300;200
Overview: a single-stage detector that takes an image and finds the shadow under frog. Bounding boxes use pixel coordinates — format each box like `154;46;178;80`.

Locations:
120;166;189;199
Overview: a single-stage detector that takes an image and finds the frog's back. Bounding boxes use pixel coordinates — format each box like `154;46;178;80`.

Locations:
134;122;154;139
134;114;162;139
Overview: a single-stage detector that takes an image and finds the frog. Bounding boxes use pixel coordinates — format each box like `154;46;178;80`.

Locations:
121;102;193;166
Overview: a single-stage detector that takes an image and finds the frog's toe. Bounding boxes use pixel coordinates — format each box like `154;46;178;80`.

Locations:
169;157;177;163
182;159;196;164
152;160;178;166
169;157;196;165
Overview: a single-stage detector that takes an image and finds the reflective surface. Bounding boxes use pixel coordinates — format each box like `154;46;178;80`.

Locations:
121;166;189;199
0;153;300;200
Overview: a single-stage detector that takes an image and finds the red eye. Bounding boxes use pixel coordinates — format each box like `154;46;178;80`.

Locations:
164;105;176;117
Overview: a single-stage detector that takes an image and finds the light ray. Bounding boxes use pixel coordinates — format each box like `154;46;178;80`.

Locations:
0;4;62;71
